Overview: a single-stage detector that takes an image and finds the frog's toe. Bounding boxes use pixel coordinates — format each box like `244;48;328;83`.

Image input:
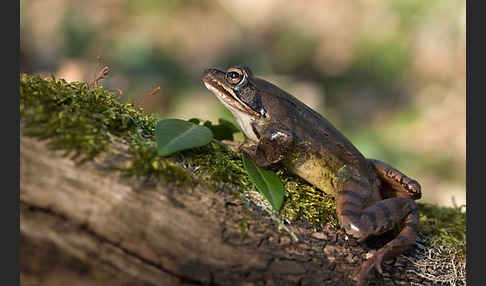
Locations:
352;249;386;284
352;263;373;285
374;251;385;274
238;144;256;155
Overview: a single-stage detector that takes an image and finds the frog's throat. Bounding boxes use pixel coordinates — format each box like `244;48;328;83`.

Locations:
203;80;261;118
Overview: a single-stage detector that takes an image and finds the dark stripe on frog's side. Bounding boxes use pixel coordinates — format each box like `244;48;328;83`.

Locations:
340;201;362;211
389;197;406;213
339;190;367;201
374;201;392;220
361;211;378;232
373;201;396;232
340;209;361;219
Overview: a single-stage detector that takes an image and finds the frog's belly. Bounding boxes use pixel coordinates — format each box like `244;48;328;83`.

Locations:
284;152;341;197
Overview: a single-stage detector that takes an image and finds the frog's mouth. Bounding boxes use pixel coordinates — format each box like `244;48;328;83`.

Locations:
202;68;261;118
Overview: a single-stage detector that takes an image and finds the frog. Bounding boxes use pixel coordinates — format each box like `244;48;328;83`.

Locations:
202;65;422;285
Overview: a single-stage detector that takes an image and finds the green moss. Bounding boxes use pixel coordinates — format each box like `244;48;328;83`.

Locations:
185;142;252;189
123;136;193;184
21;74;151;158
417;203;466;257
20;74;189;183
278;169;338;228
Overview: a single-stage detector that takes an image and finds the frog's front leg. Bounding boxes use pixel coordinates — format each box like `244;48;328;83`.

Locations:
336;179;419;284
239;125;294;167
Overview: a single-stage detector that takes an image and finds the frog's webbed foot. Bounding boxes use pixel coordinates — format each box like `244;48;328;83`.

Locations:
352;207;418;284
337;179;419;284
239;142;272;167
238;141;256;155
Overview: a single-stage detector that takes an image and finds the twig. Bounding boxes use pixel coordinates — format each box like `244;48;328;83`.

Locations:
90;56;110;88
136;87;161;109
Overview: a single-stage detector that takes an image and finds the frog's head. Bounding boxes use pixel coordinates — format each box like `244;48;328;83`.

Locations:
202;65;268;119
202;65;267;141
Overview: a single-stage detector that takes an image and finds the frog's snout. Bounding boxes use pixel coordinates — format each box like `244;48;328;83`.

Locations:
202;68;213;81
202;68;222;78
202;68;226;85
202;68;216;76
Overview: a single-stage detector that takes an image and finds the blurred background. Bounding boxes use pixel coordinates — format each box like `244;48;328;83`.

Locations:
20;0;465;209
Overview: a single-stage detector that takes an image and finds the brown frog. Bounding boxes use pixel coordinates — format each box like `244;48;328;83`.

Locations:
202;65;422;285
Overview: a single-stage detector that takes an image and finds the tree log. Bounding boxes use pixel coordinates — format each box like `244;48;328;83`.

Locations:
20;135;446;286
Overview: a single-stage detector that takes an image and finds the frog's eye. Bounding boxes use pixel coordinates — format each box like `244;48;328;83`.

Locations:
226;69;244;84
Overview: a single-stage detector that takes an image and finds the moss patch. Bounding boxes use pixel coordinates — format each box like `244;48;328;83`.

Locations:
417;203;466;257
20;74;189;183
278;169;338;228
409;204;466;285
184;142;251;189
20;74;155;160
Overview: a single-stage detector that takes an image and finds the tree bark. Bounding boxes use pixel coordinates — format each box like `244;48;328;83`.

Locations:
20;135;438;286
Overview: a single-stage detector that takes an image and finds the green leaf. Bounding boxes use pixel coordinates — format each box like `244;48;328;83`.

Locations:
203;119;240;141
155;119;213;156
242;153;285;212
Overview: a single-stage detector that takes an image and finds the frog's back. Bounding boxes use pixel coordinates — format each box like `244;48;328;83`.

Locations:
254;77;371;174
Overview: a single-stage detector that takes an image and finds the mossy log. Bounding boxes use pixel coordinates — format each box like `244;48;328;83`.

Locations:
21;134;459;286
20;75;465;285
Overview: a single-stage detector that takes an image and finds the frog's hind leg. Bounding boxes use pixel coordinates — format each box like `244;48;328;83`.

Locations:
336;180;419;284
369;159;422;200
350;199;418;284
336;180;418;242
